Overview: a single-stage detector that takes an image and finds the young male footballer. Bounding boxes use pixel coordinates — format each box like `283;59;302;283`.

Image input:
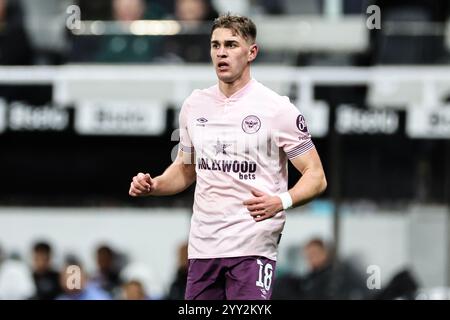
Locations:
129;14;327;300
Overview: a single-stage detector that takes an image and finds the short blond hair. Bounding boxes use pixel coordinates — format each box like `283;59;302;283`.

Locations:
211;13;257;43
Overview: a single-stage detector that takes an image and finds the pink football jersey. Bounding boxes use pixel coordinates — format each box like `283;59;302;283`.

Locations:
179;79;315;260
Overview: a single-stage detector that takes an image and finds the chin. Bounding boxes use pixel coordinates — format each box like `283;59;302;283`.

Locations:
217;73;235;83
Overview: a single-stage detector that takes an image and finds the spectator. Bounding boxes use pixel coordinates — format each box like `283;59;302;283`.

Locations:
174;0;217;24
165;241;188;300
157;0;218;63
374;268;419;300
0;252;36;299
273;238;370;300
69;0;166;63
300;238;368;299
120;261;161;299
94;0;166;63
121;279;149;300
90;244;122;296
31;241;62;300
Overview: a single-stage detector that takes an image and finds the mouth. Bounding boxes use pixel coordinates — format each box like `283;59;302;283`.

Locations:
217;61;230;71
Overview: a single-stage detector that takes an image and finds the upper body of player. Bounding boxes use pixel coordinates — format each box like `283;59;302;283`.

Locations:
129;14;327;261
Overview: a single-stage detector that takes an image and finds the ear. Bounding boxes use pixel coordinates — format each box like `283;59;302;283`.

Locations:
248;44;258;63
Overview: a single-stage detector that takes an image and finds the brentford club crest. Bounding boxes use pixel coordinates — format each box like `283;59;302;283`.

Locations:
242;115;261;134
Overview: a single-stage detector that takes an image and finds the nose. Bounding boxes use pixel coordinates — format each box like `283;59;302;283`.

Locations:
216;46;227;57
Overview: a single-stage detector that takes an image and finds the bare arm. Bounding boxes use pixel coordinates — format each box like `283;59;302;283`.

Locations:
244;148;327;221
286;147;327;206
129;151;196;197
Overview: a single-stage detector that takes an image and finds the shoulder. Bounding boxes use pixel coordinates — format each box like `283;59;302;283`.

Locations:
182;84;217;109
185;84;217;103
253;80;295;111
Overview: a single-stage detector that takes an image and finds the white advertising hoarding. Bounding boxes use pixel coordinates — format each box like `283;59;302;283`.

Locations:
75;101;166;135
407;105;450;139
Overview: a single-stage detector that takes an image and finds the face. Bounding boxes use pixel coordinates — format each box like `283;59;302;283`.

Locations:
113;0;145;22
176;0;206;21
304;244;328;271
123;282;146;300
33;251;50;273
210;28;258;84
97;249;113;272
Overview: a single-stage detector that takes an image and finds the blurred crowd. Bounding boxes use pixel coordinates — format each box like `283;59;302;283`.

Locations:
272;237;420;300
0;237;421;300
0;240;189;300
0;0;448;66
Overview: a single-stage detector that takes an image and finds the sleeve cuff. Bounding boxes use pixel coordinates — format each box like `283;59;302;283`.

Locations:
180;144;195;153
286;140;315;159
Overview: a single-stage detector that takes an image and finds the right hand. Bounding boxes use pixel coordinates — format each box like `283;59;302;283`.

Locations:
129;172;155;197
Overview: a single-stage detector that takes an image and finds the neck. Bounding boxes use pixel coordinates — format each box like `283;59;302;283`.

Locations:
218;69;251;98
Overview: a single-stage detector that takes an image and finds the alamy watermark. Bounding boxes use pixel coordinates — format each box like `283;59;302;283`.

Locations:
66;5;81;31
366;5;381;30
366;265;381;290
65;264;81;290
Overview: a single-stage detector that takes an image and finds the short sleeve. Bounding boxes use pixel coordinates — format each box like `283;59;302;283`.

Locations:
178;100;194;153
273;99;315;159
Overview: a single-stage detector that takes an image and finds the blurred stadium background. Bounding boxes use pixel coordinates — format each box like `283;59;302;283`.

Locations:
0;0;449;300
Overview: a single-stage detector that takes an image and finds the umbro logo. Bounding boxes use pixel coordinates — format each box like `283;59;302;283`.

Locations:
196;117;208;127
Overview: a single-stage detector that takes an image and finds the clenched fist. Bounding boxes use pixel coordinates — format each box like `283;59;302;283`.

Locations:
129;172;156;197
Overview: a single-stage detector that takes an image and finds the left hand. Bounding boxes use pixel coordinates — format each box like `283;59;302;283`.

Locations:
243;189;283;222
